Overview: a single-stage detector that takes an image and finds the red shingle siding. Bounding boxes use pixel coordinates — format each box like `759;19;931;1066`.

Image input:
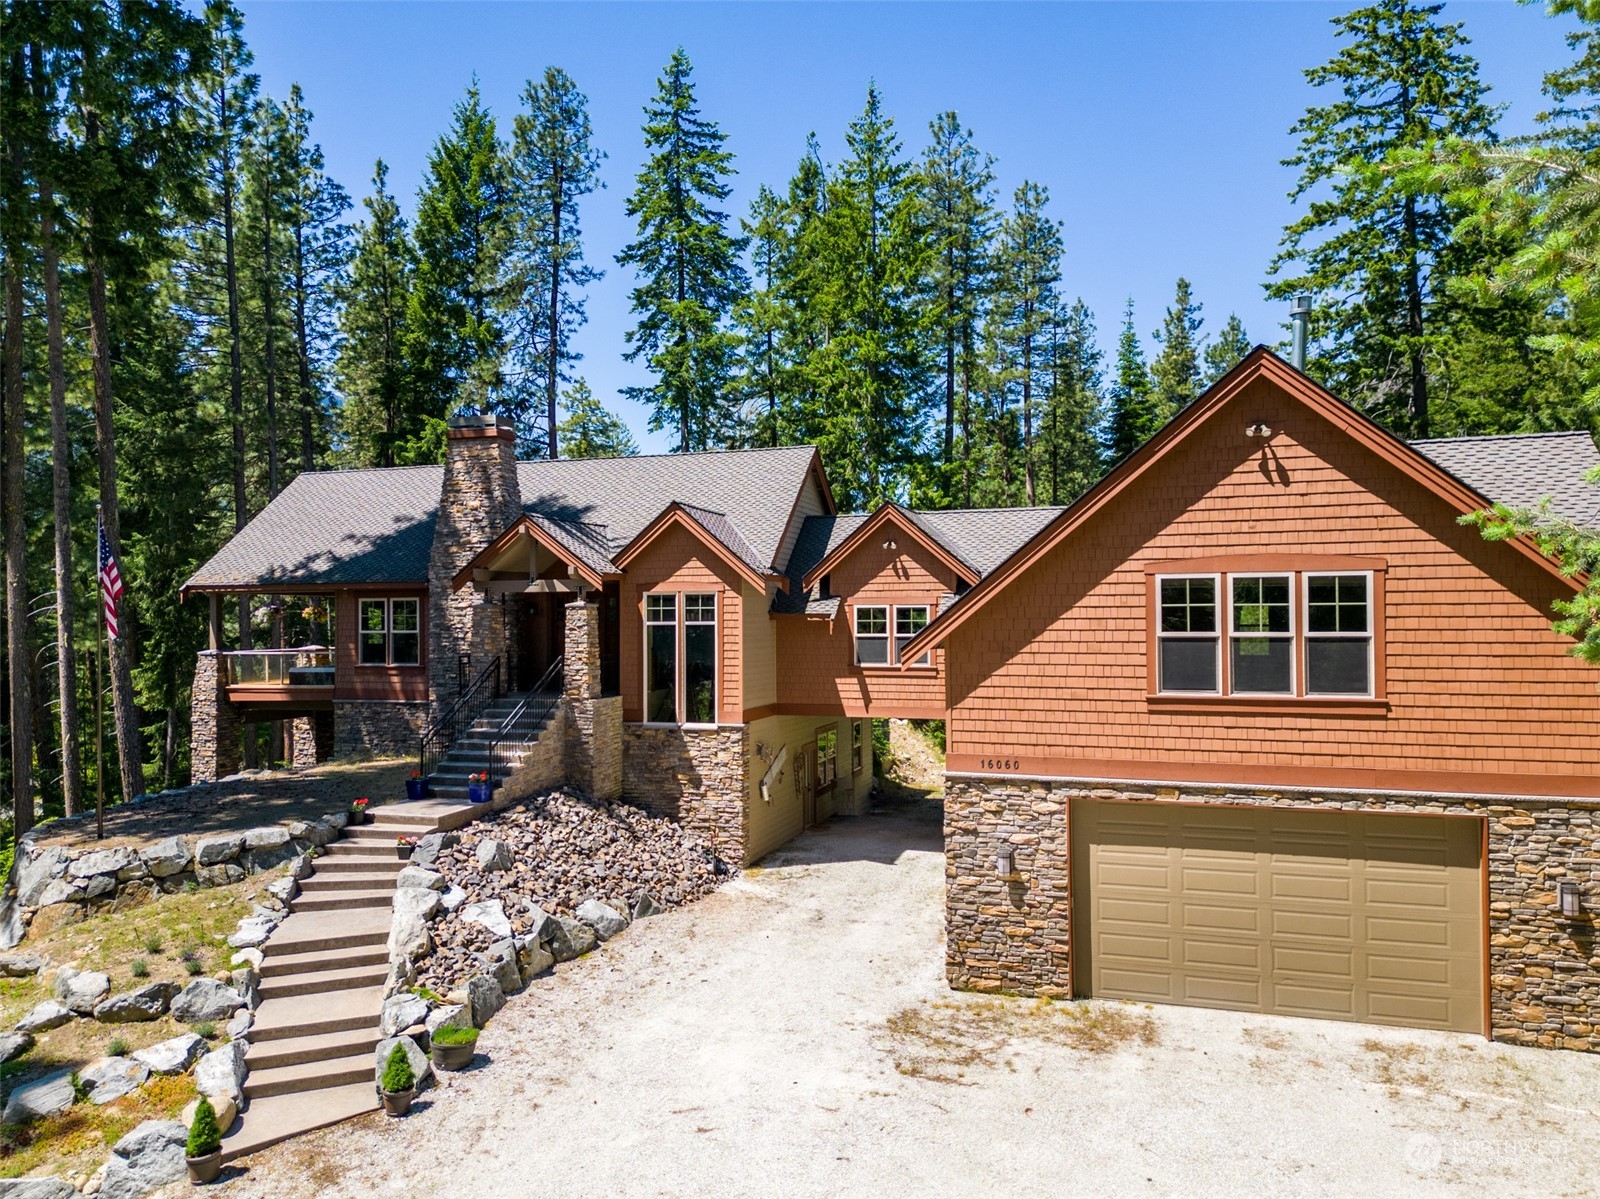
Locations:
945;378;1600;789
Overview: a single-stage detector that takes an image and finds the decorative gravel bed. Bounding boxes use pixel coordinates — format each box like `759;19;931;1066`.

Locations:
413;791;729;993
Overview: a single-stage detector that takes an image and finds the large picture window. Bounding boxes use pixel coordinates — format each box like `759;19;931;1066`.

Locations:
855;604;934;667
357;598;421;667
644;592;717;725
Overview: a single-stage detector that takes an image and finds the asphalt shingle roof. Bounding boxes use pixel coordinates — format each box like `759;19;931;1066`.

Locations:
1411;431;1600;529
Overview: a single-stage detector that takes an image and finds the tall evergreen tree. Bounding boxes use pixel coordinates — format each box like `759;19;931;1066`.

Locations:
241;93;294;499
1104;300;1158;461
1041;299;1105;504
1266;0;1497;438
1204;312;1252;384
616;48;747;452
409;84;508;432
556;380;638;458
337;161;418;468
1150;276;1204;417
504;67;604;458
734;184;793;448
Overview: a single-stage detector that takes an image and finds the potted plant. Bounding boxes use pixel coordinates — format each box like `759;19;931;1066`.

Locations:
350;796;371;825
378;1042;416;1117
185;1095;224;1183
429;1023;480;1072
396;834;419;861
405;770;428;802
466;772;492;804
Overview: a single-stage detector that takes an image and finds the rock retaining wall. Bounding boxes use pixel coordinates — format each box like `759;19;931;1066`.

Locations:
333;700;432;758
622;725;749;866
944;775;1600;1053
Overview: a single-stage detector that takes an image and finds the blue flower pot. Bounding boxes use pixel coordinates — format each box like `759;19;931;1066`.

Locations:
405;778;428;802
467;782;492;804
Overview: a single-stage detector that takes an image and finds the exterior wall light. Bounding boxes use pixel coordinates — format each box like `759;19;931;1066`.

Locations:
995;845;1015;879
1557;879;1583;919
883;538;898;551
1245;423;1272;439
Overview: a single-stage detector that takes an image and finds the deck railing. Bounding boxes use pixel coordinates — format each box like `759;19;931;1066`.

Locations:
223;648;334;687
419;656;501;781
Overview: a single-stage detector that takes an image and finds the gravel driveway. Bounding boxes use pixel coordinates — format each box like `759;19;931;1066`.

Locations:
215;799;1600;1199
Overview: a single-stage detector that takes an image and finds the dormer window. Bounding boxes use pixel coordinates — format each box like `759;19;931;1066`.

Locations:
854;604;932;668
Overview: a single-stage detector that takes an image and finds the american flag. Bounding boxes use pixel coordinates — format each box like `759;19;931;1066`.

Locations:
98;515;125;640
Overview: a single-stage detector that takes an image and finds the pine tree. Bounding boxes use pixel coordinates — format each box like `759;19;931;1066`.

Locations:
240;93;295;500
1266;0;1496;438
733;184;792;448
1040;299;1105;504
409;84;509;429
616;48;748;452
556;380;638;458
337;161;418;468
988;181;1061;505
1150;277;1203;418
1204;313;1252;384
504;66;604;459
1104;300;1158;461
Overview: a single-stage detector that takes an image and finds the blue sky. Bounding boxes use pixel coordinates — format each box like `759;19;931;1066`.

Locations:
237;1;1576;453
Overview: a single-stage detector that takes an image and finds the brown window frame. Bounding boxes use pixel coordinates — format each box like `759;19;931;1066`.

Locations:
356;597;423;669
643;591;719;727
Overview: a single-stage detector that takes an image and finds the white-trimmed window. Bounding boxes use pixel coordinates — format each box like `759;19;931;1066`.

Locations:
896;606;931;667
851;720;863;773
854;606;889;665
817;726;837;789
1157;575;1219;693
1229;575;1293;694
644;592;717;725
357;598;420;666
1305;573;1372;695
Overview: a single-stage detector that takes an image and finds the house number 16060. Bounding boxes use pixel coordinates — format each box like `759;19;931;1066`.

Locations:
980;758;1021;771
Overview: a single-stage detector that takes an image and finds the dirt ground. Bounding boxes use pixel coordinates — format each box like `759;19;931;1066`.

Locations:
203;803;1600;1199
37;758;413;851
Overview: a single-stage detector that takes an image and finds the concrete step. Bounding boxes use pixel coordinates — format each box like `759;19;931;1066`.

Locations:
290;888;393;913
243;1051;374;1100
342;824;420;843
299;871;405;893
244;1026;381;1070
221;1082;378;1162
258;944;390;979
310;854;407;873
250;986;384;1043
257;963;389;1001
264;908;391;956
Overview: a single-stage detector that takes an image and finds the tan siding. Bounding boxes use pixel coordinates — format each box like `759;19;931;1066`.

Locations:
742;582;778;712
745;712;864;858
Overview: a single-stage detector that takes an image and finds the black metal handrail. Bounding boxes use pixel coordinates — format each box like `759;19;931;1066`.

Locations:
420;656;501;780
487;656;563;783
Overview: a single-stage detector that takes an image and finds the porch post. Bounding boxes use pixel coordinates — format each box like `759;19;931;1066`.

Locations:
191;651;240;783
563;598;621;800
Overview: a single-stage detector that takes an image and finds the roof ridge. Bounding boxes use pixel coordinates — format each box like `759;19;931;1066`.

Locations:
1411;430;1596;445
519;444;817;467
288;464;443;479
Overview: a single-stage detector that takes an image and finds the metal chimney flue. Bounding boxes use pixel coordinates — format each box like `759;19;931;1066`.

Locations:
1290;294;1311;371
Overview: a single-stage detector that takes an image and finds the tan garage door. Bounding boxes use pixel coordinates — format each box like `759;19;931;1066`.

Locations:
1070;800;1483;1033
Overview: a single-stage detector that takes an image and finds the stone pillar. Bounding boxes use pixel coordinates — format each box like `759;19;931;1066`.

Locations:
564;599;622;801
290;713;334;769
190;652;240;783
427;414;524;710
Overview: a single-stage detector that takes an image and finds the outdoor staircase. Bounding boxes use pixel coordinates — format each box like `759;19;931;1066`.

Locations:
426;691;559;800
220;798;493;1162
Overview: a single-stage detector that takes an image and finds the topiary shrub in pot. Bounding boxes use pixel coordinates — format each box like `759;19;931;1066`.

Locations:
186;1095;224;1184
429;1023;480;1072
379;1042;416;1116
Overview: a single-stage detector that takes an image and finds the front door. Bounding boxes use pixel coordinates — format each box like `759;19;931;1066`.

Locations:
798;742;817;828
518;597;564;691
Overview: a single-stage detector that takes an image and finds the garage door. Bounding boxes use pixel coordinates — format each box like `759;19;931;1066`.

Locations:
1070;800;1483;1033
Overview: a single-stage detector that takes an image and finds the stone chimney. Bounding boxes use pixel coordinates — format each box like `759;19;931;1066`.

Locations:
427;414;523;708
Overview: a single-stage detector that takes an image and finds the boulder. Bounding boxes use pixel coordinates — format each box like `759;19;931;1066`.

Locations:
15;1000;73;1033
226;1009;254;1042
408;831;458;868
394;886;442;922
389;909;433;963
81;1055;151;1104
0;1030;33;1063
1;1067;75;1123
132;1033;205;1075
522;904;558;946
35;878;82;909
289;851;315;880
170;977;244;1023
99;1119;187;1199
140;836;191;877
466;973;505;1027
373;1035;432;1092
547;915;597;962
265;875;298;904
380;993;430;1038
233;967;261;1010
396;865;445;891
515;936;555;982
439;884;469;914
193;1041;247;1103
67;846;136;881
181;1091;237;1136
0;952;45;977
15;845;69;906
297;820;334;848
28;901;84;935
242;825;290;850
475;838;512;872
55;966;112;1014
0;895;23;950
460;899;512;940
82;874;118;900
230;947;264;970
576;898;629;941
424;1003;471;1035
196;862;246;887
226;918;275;949
194;834;243;867
245;841;300;872
94;981;180;1023
631;892;665;920
478;940;522;995
0;1179;77;1199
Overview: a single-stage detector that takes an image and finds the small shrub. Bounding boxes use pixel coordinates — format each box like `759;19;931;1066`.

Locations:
143;933;164;955
106;1037;131;1058
182;952;204;976
194;1021;218;1041
181;880;198;894
409;985;443;1004
429;1025;479;1047
186;1095;222;1158
380;1043;415;1094
129;959;149;979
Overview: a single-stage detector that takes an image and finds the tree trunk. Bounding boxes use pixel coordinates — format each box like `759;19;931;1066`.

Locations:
263;194;280;498
547;169;562;459
293;221;315;473
1022;318;1036;507
1403;193;1428;439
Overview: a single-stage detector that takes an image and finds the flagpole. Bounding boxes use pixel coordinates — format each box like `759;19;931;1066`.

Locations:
95;504;105;842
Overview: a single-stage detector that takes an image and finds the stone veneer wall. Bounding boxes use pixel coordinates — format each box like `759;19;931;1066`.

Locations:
190;652;240;783
945;775;1600;1053
291;712;335;769
498;706;569;806
562;599;622;802
623;725;749;866
333;700;432;759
